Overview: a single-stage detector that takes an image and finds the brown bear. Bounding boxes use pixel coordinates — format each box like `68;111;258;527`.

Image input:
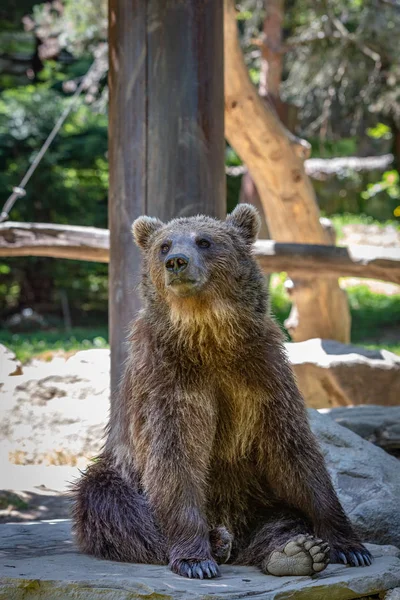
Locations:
73;204;372;578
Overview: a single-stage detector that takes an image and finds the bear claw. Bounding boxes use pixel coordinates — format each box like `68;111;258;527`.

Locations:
170;558;220;579
334;547;372;568
263;534;330;577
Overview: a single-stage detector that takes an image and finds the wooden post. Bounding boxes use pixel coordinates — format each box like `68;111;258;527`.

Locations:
108;0;225;393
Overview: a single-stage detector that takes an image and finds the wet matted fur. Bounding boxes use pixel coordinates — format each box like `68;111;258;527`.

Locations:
72;205;372;578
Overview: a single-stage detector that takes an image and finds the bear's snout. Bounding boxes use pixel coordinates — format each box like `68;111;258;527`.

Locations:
165;254;190;274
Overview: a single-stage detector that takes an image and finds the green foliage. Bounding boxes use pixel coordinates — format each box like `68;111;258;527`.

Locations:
0;492;28;510
4;279;399;362
362;342;400;356
269;274;400;355
361;171;400;216
0;55;108;320
0;326;108;362
366;123;392;140
269;274;292;331
282;0;400;143
309;137;358;159
31;0;107;54
327;212;399;241
348;284;400;342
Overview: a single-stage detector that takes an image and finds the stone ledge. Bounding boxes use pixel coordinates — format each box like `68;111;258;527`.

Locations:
1;520;400;600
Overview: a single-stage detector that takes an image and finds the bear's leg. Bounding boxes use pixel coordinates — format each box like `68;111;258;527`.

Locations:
72;458;167;564
237;510;330;577
73;459;230;566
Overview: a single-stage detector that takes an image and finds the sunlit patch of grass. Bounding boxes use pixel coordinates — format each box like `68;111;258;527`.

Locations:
269;275;400;355
362;342;400;355
347;284;400;348
326;213;398;241
0;326;108;363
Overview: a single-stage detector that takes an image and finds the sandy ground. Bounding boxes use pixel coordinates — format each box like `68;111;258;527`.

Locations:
0;350;110;522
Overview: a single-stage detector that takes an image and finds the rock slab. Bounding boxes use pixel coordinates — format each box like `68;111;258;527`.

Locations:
325;405;400;455
0;520;400;600
287;339;400;408
309;409;400;547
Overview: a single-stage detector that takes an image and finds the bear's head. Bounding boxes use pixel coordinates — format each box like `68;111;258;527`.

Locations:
132;205;264;316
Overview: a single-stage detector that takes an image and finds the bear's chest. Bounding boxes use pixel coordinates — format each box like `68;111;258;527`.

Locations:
213;378;263;462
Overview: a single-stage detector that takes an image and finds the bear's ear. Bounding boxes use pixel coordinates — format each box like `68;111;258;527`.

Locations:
132;216;164;249
226;204;261;244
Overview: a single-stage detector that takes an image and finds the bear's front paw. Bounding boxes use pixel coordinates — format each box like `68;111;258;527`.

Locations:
210;526;233;563
170;557;220;579
331;543;373;567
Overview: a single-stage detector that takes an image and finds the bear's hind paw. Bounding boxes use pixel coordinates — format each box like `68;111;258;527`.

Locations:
262;534;330;577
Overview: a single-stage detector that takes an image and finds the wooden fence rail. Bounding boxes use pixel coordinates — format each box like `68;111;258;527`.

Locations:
0;221;399;284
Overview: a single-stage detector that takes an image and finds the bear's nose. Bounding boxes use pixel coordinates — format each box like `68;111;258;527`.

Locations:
165;254;189;273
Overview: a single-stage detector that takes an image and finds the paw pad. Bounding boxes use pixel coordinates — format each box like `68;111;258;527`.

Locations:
263;534;330;577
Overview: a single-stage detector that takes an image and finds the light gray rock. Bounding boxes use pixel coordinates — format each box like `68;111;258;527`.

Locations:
286;339;400;408
385;589;400;600
0;520;399;600
324;405;400;455
309;409;400;547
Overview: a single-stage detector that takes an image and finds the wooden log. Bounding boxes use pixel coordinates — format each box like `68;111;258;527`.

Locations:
0;222;109;262
1;223;399;285
254;240;400;285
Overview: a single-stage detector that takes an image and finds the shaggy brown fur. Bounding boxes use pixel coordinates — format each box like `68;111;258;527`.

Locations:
73;205;372;578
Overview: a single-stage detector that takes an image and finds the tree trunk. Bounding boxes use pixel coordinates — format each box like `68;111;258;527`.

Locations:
259;0;284;103
225;0;350;343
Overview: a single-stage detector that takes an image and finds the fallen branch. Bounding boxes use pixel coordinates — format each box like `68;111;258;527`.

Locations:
0;222;109;263
226;154;394;180
1;222;399;284
254;240;400;284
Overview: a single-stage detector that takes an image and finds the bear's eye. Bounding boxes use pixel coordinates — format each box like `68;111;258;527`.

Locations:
160;243;170;255
197;238;211;249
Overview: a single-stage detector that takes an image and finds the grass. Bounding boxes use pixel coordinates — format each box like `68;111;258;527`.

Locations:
347;284;400;352
269;274;400;355
0;326;108;363
2;279;399;362
326;213;398;242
